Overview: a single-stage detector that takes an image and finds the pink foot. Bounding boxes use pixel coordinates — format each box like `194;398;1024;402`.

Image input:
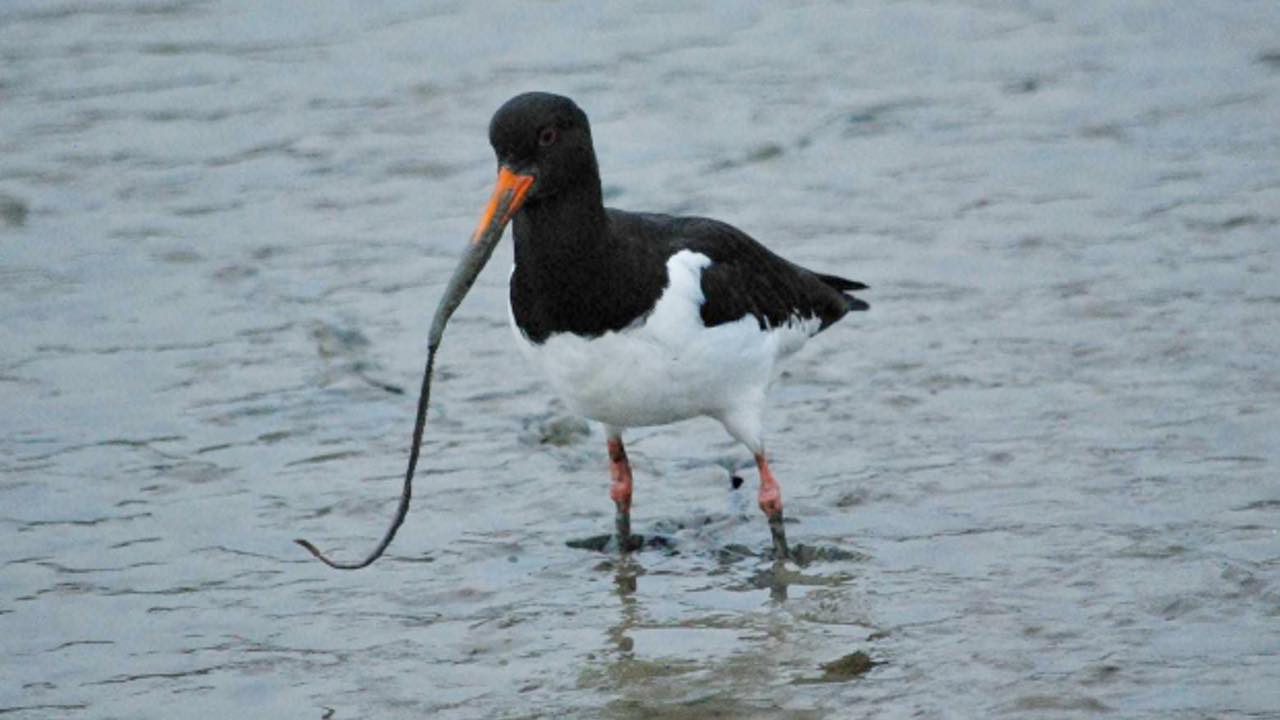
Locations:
608;437;634;550
755;452;784;516
608;438;633;513
755;452;790;560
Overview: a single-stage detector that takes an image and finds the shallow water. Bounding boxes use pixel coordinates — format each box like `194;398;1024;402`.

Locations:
2;1;1279;718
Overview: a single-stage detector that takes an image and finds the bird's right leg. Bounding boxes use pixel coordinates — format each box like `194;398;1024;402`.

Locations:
607;431;634;551
754;451;790;561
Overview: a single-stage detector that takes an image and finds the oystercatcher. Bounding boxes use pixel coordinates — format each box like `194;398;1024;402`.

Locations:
297;92;868;568
480;92;868;559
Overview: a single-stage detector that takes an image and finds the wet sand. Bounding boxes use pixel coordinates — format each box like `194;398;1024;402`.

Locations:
2;1;1279;718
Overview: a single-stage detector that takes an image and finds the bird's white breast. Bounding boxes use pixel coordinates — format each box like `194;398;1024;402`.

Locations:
509;250;820;430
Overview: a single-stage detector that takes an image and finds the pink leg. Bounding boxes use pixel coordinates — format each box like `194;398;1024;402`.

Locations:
755;452;790;560
608;437;634;550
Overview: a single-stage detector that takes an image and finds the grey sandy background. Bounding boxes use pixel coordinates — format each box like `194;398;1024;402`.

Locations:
2;1;1278;718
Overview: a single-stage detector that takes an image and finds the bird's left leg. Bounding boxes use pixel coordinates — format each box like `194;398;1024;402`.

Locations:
720;405;790;560
606;429;634;551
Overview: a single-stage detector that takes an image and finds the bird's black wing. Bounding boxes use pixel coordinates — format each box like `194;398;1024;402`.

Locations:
667;215;868;332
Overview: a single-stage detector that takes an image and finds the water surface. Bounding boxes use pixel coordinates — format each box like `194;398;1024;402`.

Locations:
2;1;1278;717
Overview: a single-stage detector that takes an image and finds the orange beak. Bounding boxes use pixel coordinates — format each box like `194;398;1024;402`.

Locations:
471;165;535;246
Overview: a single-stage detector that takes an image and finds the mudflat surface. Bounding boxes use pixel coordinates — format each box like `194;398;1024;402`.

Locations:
2;2;1278;718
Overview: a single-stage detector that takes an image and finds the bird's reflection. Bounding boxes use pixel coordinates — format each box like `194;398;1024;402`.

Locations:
607;555;642;655
721;544;796;602
604;550;795;660
759;558;792;603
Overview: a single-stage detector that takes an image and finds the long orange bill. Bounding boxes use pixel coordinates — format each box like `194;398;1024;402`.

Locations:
295;165;534;570
472;165;536;245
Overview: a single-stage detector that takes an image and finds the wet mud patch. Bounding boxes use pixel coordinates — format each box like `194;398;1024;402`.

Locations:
793;651;883;684
566;512;745;554
714;541;867;571
775;544;866;567
604;695;824;720
0;193;29;227
567;530;865;567
566;534;675;554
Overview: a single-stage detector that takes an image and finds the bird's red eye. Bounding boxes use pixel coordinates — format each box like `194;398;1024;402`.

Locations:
538;126;558;147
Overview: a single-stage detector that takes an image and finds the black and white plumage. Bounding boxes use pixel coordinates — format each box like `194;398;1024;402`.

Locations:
488;92;868;558
511;212;866;440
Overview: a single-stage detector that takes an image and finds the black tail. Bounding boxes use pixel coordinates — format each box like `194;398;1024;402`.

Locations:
816;272;870;312
815;272;867;292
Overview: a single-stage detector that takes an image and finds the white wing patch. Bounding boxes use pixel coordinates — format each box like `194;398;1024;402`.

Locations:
644;250;712;342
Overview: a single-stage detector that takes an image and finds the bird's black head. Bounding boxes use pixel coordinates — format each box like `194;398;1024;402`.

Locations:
487;92;597;202
466;93;601;263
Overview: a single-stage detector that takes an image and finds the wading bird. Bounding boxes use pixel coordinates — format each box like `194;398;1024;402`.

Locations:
298;92;867;568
